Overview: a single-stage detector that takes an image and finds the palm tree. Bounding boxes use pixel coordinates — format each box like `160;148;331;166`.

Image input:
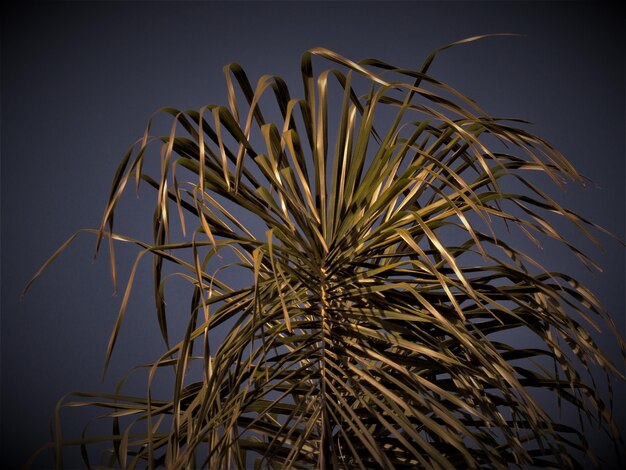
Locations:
27;36;624;469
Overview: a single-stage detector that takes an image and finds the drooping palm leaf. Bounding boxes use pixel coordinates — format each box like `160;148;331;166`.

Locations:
27;36;624;469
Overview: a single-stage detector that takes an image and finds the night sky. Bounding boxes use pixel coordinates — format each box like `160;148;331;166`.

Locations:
2;1;624;468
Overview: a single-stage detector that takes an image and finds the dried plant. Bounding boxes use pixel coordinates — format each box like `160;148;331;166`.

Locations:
27;36;624;469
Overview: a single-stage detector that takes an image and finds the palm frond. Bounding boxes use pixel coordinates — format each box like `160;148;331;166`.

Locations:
27;37;624;469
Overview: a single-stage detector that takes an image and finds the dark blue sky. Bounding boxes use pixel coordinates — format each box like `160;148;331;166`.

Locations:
2;1;624;467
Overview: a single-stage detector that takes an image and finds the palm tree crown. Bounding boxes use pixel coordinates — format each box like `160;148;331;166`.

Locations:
28;36;624;469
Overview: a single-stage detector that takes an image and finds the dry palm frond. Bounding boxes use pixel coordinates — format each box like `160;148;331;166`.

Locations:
27;36;624;469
